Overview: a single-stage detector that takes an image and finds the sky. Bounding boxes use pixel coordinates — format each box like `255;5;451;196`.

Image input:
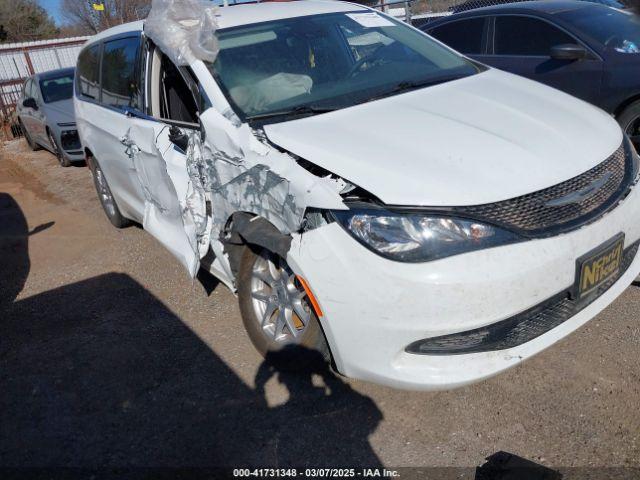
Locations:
37;0;65;25
36;0;232;26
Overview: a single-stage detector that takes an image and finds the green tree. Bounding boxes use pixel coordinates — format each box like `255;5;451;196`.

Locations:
0;0;59;43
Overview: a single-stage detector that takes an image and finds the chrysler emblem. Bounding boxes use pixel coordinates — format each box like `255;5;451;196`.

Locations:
545;172;612;208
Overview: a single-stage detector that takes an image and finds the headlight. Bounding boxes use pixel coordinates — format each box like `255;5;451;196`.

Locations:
331;208;521;263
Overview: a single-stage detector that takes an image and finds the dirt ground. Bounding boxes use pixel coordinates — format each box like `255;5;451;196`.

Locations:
1;139;639;477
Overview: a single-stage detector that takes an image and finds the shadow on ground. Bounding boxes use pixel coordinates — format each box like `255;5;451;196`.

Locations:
0;192;383;467
476;452;562;480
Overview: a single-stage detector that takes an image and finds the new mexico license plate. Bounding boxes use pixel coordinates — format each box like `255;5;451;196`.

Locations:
576;234;625;300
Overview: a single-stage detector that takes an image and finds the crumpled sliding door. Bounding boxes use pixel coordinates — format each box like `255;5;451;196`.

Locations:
120;121;210;277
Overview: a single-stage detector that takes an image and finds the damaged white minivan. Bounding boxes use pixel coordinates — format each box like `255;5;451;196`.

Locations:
75;0;640;390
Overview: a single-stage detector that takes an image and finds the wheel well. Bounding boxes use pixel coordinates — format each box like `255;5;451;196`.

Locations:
615;95;640;118
84;147;95;169
222;212;292;278
226;212;337;369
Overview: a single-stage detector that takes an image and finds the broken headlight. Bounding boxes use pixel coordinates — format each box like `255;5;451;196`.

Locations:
331;208;521;263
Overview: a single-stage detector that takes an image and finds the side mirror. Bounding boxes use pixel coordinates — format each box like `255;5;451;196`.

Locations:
22;97;38;110
168;125;189;153
550;44;587;61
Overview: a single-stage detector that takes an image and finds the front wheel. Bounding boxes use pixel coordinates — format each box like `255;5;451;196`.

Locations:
20;120;39;151
618;101;640;152
47;130;70;167
237;246;330;366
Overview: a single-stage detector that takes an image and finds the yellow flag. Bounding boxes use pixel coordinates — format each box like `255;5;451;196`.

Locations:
92;2;105;10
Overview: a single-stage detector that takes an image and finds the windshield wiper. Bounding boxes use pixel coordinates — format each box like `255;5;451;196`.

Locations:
364;74;470;103
246;105;338;123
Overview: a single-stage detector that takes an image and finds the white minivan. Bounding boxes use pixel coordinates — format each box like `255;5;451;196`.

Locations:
74;0;640;390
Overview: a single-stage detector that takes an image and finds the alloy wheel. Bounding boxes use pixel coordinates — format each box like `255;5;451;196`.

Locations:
94;167;117;218
48;131;63;164
250;250;312;344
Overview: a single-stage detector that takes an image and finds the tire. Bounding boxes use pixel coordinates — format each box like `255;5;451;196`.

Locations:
237;245;331;369
20;120;40;151
617;100;640;151
47;129;70;167
89;159;132;228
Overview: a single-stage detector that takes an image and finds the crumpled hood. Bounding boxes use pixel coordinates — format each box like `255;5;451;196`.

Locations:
42;99;76;126
264;69;623;207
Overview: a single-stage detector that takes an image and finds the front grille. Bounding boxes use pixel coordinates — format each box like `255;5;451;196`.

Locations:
60;130;81;151
406;241;639;356
457;143;632;236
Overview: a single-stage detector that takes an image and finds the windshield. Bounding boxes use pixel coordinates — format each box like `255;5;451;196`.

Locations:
208;11;479;122
40;74;74;103
561;8;640;53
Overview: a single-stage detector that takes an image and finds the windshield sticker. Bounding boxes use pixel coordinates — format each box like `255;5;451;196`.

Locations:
346;12;395;28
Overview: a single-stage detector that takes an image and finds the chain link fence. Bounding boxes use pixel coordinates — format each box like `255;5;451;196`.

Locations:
374;0;631;28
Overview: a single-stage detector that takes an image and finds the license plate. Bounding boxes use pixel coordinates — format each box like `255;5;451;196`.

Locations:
575;234;625;300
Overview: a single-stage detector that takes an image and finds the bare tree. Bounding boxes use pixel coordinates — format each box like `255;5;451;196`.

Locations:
0;0;59;42
60;0;151;34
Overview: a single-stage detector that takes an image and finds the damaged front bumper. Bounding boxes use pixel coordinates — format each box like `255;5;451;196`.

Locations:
286;182;640;391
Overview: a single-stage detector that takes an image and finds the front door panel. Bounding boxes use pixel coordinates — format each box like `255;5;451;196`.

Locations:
486;55;603;105
122;120;209;277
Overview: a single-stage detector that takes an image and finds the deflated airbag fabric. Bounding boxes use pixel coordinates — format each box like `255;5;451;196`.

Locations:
145;0;219;66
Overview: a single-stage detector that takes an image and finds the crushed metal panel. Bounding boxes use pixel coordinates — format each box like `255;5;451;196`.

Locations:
121;123;208;277
214;164;305;233
120;104;349;284
168;107;349;287
197;108;347;236
144;0;219;66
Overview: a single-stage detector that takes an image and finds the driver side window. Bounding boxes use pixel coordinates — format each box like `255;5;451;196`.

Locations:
23;79;32;99
149;47;201;125
493;16;576;56
30;79;40;103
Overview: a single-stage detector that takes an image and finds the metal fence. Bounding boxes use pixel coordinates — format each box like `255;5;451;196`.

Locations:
372;0;455;25
0;36;89;140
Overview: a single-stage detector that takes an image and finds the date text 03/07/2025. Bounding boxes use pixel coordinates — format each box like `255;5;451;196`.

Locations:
232;468;400;478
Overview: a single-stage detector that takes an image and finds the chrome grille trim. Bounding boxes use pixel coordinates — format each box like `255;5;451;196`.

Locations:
456;143;632;236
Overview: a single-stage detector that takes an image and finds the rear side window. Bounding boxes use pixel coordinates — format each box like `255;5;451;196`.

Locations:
494;16;575;56
101;37;142;110
77;44;101;100
429;18;486;55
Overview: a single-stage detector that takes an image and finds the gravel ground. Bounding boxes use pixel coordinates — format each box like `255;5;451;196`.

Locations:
1;139;639;477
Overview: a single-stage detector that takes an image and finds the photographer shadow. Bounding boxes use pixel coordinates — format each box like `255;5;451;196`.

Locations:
0;192;383;468
254;351;384;467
